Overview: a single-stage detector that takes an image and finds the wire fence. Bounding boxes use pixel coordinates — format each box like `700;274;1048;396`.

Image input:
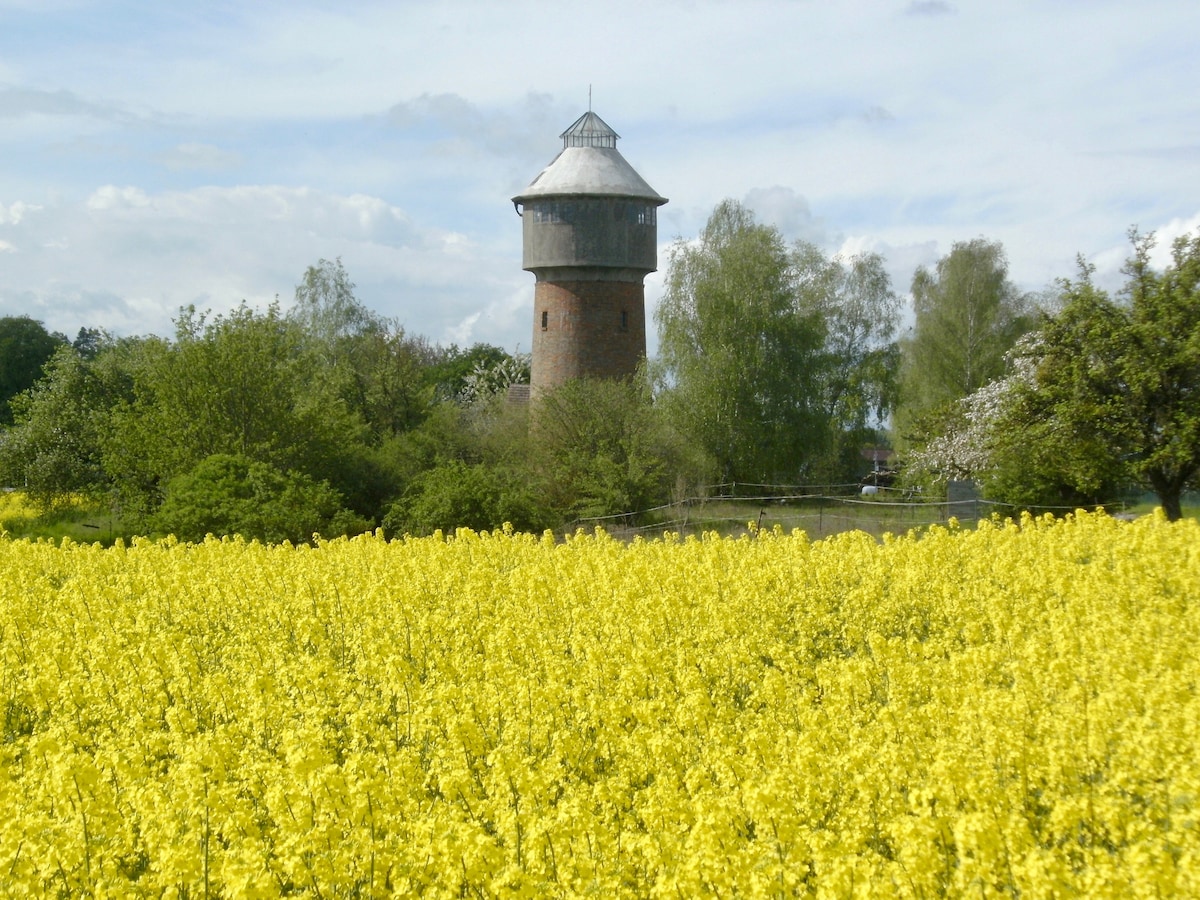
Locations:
568;482;1127;541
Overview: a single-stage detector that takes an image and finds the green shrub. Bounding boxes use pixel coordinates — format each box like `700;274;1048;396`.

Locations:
383;459;549;536
153;454;370;543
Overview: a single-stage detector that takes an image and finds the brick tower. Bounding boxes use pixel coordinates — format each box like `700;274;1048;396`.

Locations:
513;111;667;395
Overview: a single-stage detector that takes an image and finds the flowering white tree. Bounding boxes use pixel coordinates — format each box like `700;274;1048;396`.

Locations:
457;352;531;406
910;231;1200;518
906;336;1040;484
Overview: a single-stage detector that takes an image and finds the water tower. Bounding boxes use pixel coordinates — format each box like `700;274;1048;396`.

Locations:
513;111;667;395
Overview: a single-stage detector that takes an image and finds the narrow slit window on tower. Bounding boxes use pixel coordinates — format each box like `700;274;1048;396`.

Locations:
541;310;549;330
620;309;628;331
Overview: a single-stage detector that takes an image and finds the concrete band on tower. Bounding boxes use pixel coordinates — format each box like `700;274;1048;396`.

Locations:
512;111;667;396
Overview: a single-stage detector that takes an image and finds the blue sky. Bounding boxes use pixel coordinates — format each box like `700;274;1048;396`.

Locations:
2;0;1199;354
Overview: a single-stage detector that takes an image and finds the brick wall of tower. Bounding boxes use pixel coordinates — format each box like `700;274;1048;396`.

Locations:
530;279;646;394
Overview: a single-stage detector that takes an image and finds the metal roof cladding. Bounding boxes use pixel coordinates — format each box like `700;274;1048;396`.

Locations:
513;111;667;205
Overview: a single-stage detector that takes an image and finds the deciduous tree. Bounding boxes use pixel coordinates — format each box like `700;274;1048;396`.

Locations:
291;258;445;440
897;238;1033;445
656;201;902;485
152;453;368;543
655;201;827;484
905;335;1125;509
1009;232;1200;520
0;316;67;426
798;245;901;478
103;303;367;522
0;337;137;505
909;231;1200;520
291;257;379;345
532;375;704;521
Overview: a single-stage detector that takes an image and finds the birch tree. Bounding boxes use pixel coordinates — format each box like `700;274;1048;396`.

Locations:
655;201;827;484
897;238;1033;444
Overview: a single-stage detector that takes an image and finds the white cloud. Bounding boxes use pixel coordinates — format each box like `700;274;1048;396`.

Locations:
905;1;955;15
0;85;121;120
1152;214;1200;259
86;186;151;211
836;235;940;290
0;200;42;225
1081;214;1200;293
0;184;528;347
2;0;1200;357
446;311;482;348
156;142;242;172
743;186;832;246
453;282;540;351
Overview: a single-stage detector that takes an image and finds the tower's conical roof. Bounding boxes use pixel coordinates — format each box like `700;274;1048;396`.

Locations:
513;111;666;205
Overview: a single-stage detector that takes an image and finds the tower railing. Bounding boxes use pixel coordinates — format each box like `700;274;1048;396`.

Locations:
563;131;617;149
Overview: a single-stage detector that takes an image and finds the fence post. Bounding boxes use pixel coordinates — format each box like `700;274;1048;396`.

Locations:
947;480;981;525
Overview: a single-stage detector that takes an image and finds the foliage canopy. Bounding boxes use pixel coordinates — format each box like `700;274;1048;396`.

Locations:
655;200;900;485
897;238;1033;447
1004;231;1200;519
908;230;1200;520
0;316;67;426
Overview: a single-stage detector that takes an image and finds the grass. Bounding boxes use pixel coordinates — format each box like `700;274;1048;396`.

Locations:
4;489;1195;547
0;491;123;544
1121;497;1200;521
630;494;963;541
627;490;1200;541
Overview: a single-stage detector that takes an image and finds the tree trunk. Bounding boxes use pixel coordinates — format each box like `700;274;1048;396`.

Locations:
1158;488;1184;522
1149;470;1187;522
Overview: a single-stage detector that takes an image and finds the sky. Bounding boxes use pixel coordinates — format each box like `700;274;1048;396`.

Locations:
2;0;1199;356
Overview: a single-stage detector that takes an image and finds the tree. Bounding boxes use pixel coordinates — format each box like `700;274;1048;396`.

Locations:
815;250;900;426
456;351;531;406
377;383;553;536
426;343;516;402
656;201;902;485
655;201;828;484
290;258;445;441
383;457;547;536
102;303;368;522
797;245;902;479
532;375;706;521
897;238;1033;445
0;338;137;505
152;453;368;543
0;316;67;426
910;231;1200;520
72;327;106;360
904;333;1126;508
290;257;381;345
1007;232;1200;520
339;327;441;439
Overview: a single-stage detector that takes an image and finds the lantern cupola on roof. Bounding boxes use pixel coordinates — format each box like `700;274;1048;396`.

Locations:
562;110;618;148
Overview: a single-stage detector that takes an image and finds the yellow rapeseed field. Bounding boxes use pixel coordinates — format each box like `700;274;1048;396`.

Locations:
1;511;1197;897
0;490;41;529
